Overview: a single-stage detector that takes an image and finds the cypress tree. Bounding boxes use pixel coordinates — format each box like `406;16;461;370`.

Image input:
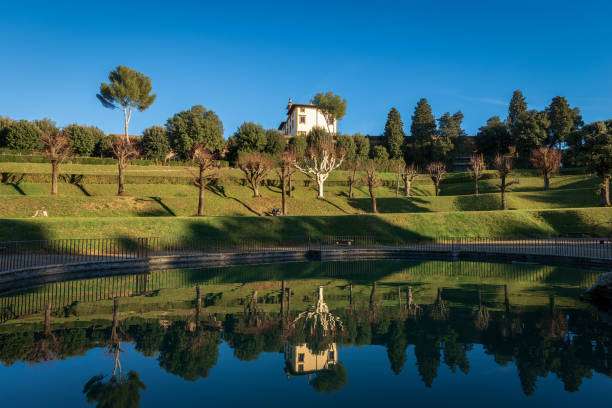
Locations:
410;98;436;164
383;107;405;159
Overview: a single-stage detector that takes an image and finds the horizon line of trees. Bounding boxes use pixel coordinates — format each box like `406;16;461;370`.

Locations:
0;66;610;209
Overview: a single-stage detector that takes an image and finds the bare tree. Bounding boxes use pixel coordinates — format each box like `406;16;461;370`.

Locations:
41;130;72;196
392;158;406;198
238;152;274;197
346;158;360;199
530;147;561;191
468;153;486;195
426;161;447;196
494;154;519;210
294;132;344;198
402;163;419;197
362;159;382;213
111;137;139;196
188;144;217;216
276;151;296;215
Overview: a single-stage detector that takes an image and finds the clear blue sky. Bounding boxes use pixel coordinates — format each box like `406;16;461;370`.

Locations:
1;0;611;138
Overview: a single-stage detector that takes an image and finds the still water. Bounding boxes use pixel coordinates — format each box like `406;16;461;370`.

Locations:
0;260;610;407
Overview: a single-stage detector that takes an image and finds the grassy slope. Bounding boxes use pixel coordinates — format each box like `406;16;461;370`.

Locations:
1;207;610;241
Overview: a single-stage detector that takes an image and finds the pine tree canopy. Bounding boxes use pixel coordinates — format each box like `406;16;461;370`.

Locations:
97;66;156;112
411;98;436;142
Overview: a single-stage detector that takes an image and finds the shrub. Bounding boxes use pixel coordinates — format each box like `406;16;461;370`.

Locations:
64;124;105;156
5;120;42;152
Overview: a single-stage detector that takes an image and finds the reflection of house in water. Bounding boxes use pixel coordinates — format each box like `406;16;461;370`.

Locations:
284;342;338;377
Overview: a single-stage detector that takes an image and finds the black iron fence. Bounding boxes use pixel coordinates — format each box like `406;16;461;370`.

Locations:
0;236;611;273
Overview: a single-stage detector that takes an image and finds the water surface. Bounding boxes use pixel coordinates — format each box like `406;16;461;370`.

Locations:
0;260;609;407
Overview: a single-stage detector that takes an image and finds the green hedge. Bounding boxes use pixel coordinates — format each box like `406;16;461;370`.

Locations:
0;152;229;167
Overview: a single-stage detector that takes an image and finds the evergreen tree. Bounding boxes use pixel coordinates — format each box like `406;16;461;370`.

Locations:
475;116;513;159
410;98;436;165
64;124;105;157
507;90;528;131
142;125;171;163
546;96;581;147
5;120;42;152
166;105;224;159
226;122;267;161
435;111;464;162
264;129;286;157
383;107;405;159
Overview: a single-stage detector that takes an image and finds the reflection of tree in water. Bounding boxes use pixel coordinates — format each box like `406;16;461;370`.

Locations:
83;371;146;408
83;298;146;408
293;286;343;353
309;362;348;394
473;291;490;331
29;303;63;363
429;288;449;321
386;320;408;374
158;287;222;380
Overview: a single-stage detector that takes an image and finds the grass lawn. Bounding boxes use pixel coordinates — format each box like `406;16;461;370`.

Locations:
1;207;610;241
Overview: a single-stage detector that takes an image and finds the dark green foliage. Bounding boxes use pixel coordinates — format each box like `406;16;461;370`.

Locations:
82;371;146;408
437;111;465;139
578;121;612;206
353;133;370;161
309;362;348;394
129;322;166;357
411;98;437;164
226;122;267;161
475;116;513;159
166;105;224;159
288;135;307;158
94;134;115;158
64;124;106;157
546;96;581;147
34;118;59;135
383;108;405;159
372;145;389;162
313;92;347;133
5;120;43;152
158;323;221;381
142;126;171;162
306;126;333;151
336;134;357;161
0;116;12;147
513;110;550;164
386;321;407;374
97;66;156;113
507;90;527;131
264;129;286;157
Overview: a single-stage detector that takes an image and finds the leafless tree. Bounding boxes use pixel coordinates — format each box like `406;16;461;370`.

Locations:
188;144;218;216
294;138;344;198
426;161;447;196
41;130;72;196
345;158;361;199
392;158;406;198
276;151;297;215
468;153;486;195
493;154;519;210
402;164;419;197
238;152;274;197
530;147;561;191
111;136;140;196
362;159;382;213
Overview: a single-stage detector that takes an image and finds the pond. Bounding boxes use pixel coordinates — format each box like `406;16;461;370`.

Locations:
0;260;610;407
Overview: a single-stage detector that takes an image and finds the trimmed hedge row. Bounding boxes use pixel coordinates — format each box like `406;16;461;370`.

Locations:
0;152;230;167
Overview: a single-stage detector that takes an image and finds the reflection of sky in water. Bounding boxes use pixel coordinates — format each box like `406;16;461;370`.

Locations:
0;260;609;406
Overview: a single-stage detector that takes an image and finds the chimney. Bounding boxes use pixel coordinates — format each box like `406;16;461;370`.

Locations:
309;100;313;105
287;98;293;111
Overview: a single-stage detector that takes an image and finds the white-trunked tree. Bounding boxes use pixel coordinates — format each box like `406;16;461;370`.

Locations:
294;127;344;198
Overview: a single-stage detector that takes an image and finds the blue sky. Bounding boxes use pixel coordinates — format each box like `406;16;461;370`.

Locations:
1;0;611;138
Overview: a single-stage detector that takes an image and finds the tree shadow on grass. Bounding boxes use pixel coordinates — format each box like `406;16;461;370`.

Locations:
67;175;91;196
346;197;432;213
1;173;26;195
454;194;500;212
149;197;177;216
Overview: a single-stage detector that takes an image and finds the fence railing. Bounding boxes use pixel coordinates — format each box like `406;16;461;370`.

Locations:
0;236;611;273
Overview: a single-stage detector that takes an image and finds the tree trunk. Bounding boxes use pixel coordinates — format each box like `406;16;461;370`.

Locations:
123;106;130;143
474;177;479;195
197;165;205;216
369;183;377;213
404;177;411;197
544;173;550;191
253;180;260;197
196;286;202;330
51;161;59;196
45;302;52;337
348;177;353;198
395;174;400;197
280;280;286;316
601;175;611;207
369;282;377;310
117;161;125;196
434;181;440;196
280;176;287;215
288;174;292;198
317;178;324;198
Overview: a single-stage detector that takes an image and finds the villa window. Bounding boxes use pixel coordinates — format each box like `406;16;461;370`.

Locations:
298;364;304;372
329;351;335;360
300;107;305;113
299;116;306;124
328;118;334;125
298;353;305;362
